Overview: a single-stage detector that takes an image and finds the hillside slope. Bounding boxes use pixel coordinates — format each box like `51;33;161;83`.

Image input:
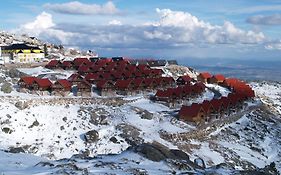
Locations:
0;65;280;174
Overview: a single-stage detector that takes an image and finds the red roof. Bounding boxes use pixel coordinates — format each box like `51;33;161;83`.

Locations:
68;74;83;82
137;64;150;71
61;61;73;67
46;60;60;67
177;75;192;82
155;90;167;97
213;74;225;81
96;80;114;89
78;65;90;73
222;78;240;87
190;83;205;94
85;73;99;82
151;69;163;76
179;103;205;119
73;58;89;66
125;65;137;72
161;77;175;84
171;87;183;98
143;78;154;87
95;59;112;67
201;100;213;113
20;76;37;85
115;79;132;89
35;78;52;88
130;78;145;88
210;99;224;112
220;96;230;108
199;72;212;79
182;85;192;95
55;79;72;89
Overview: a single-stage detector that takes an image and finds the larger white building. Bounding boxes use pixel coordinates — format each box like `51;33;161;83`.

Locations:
0;43;44;64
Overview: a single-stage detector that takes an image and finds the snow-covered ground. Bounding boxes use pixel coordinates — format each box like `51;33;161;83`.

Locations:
251;81;281;115
0;65;280;174
18;66;75;80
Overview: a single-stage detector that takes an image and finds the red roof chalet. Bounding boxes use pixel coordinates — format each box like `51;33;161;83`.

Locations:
177;75;192;85
115;79;132;90
210;99;224;113
192;82;206;93
78;65;91;74
130;78;145;89
68;73;84;83
77;80;92;92
73;58;90;68
61;61;73;70
161;77;175;87
85;73;100;83
197;72;212;83
179;103;206;122
45;60;61;69
52;79;72;91
33;78;52;91
155;90;170;101
210;74;225;84
201;100;214;115
18;76;37;89
150;69;164;77
96;80;115;90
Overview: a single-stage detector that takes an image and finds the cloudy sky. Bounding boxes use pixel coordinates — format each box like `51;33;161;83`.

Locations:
1;0;281;60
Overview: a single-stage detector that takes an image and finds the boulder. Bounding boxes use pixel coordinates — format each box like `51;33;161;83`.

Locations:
15;101;28;110
135;142;191;162
2;127;13;134
90;113;108;125
170;149;190;160
141;110;153;120
8;147;25;153
1;82;12;93
84;130;99;143
135;143;166;162
109;136;118;143
117;123;143;145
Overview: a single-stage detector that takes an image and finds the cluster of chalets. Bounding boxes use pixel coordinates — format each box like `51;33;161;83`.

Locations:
18;57;178;96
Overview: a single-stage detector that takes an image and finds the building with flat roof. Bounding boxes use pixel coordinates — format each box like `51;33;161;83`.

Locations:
0;43;44;64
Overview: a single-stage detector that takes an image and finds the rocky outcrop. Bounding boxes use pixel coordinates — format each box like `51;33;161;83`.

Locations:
117;123;144;146
135;142;190;162
84;130;99;143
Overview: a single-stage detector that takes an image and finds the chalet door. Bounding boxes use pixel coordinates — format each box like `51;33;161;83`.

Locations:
72;85;78;96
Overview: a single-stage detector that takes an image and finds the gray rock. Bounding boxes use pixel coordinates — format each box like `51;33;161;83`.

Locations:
109;136;118;143
15;101;28;110
170;149;190;160
136;143;166;162
117;123;143;145
141;110;153;120
2;127;13;134
84;130;99;143
8;147;25;153
90;113;108;125
28;120;39;128
7;68;22;78
135;142;191;163
1;82;12;93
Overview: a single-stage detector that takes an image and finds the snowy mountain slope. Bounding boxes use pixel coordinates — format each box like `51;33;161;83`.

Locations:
251;81;281;115
0;64;280;174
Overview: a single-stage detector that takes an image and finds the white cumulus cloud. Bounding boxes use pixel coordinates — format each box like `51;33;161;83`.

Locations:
44;1;119;15
18;9;270;52
108;20;122;26
247;14;281;25
23;12;55;30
